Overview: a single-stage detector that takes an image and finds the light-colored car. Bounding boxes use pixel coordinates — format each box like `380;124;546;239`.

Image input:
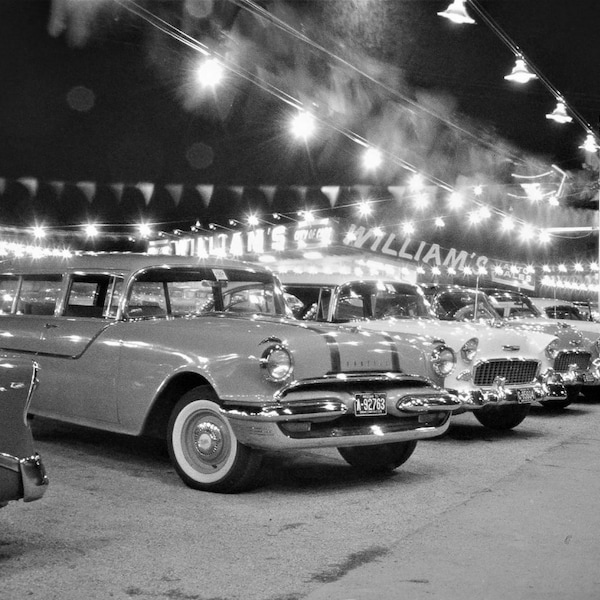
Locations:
0;358;48;508
483;288;600;403
0;253;460;493
282;276;565;430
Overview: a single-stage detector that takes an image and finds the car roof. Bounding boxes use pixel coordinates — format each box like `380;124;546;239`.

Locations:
0;252;270;276
279;273;419;288
530;297;576;308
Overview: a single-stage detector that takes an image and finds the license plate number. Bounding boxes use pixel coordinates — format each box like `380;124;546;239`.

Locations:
355;393;387;416
517;388;535;404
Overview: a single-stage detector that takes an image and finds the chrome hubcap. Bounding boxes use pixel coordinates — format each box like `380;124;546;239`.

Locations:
193;421;223;459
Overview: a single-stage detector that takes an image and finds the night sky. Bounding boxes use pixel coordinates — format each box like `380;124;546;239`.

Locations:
0;0;599;264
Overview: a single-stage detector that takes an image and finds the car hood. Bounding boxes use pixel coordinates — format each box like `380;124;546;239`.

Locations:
350;316;556;358
160;313;408;377
501;317;586;349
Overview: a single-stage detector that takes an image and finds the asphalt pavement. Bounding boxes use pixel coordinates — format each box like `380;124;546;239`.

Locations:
1;396;599;600
304;407;600;600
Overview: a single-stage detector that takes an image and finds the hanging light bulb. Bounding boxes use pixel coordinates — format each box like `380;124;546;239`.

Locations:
437;0;475;24
504;57;537;84
84;224;98;237
362;147;382;170
196;58;225;88
546;100;572;124
290;111;316;140
579;132;599;153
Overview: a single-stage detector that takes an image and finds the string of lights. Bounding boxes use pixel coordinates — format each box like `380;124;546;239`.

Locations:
1;0;597;296
438;0;599;145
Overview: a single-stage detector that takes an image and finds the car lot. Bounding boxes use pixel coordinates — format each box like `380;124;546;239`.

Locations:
1;396;599;600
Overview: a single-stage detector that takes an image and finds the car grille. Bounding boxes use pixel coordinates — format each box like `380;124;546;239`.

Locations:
554;351;592;372
473;359;539;387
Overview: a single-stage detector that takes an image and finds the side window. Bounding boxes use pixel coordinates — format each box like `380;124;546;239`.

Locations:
126;281;167;318
106;277;124;318
17;275;63;316
166;281;214;315
222;285;277;314
315;288;331;321
0;276;19;314
64;274;122;318
333;291;365;322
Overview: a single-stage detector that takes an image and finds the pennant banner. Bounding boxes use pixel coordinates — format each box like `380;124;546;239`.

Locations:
196;184;214;207
17;177;39;198
165;184;184;206
76;181;97;202
321;186;340;207
136;182;155;206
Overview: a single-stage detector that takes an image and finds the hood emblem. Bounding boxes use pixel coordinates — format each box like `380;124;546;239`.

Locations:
502;345;520;352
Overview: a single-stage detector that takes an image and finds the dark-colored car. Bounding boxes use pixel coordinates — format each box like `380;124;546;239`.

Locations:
0;358;48;507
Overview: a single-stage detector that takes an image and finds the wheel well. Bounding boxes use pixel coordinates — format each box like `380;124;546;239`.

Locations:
142;372;214;439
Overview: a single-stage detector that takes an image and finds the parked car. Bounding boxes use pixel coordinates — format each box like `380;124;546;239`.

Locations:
0;253;461;493
281;275;564;430
531;297;593;322
482;288;600;403
0;357;48;507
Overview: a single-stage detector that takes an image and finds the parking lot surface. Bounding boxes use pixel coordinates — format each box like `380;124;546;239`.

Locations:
1;397;599;600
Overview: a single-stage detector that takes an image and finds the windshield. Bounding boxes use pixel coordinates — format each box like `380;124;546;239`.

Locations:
485;291;542;320
543;305;586;321
126;267;286;318
430;290;498;321
334;281;433;322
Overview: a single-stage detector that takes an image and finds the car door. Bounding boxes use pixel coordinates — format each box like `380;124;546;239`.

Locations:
34;273;124;423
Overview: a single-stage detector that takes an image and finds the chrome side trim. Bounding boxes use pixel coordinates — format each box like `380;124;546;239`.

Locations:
0;451;20;473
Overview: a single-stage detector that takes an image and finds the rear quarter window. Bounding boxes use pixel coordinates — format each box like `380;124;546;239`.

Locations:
17;275;63;316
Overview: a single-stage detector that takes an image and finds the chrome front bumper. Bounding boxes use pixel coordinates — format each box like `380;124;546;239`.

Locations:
223;383;461;450
561;362;600;388
455;372;567;411
0;452;49;503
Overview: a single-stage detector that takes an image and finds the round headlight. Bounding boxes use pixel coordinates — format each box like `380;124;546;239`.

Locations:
545;338;559;360
432;344;456;377
260;345;294;382
460;337;479;363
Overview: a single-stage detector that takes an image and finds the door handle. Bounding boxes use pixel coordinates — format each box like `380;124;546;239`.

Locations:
44;323;58;329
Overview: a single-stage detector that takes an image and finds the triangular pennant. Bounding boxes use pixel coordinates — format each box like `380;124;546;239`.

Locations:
352;185;372;199
0;177;5;195
387;186;406;202
49;181;65;196
320;186;340;207
196;185;214;207
17;177;39;197
228;186;244;200
76;181;96;202
259;186;277;205
291;185;308;203
165;184;184;206
136;182;155;205
110;183;125;201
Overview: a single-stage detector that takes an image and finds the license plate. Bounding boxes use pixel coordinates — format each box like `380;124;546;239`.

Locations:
355;393;387;416
516;388;535;404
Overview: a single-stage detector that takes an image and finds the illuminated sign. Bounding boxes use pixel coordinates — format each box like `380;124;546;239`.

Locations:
149;219;336;258
343;224;489;270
